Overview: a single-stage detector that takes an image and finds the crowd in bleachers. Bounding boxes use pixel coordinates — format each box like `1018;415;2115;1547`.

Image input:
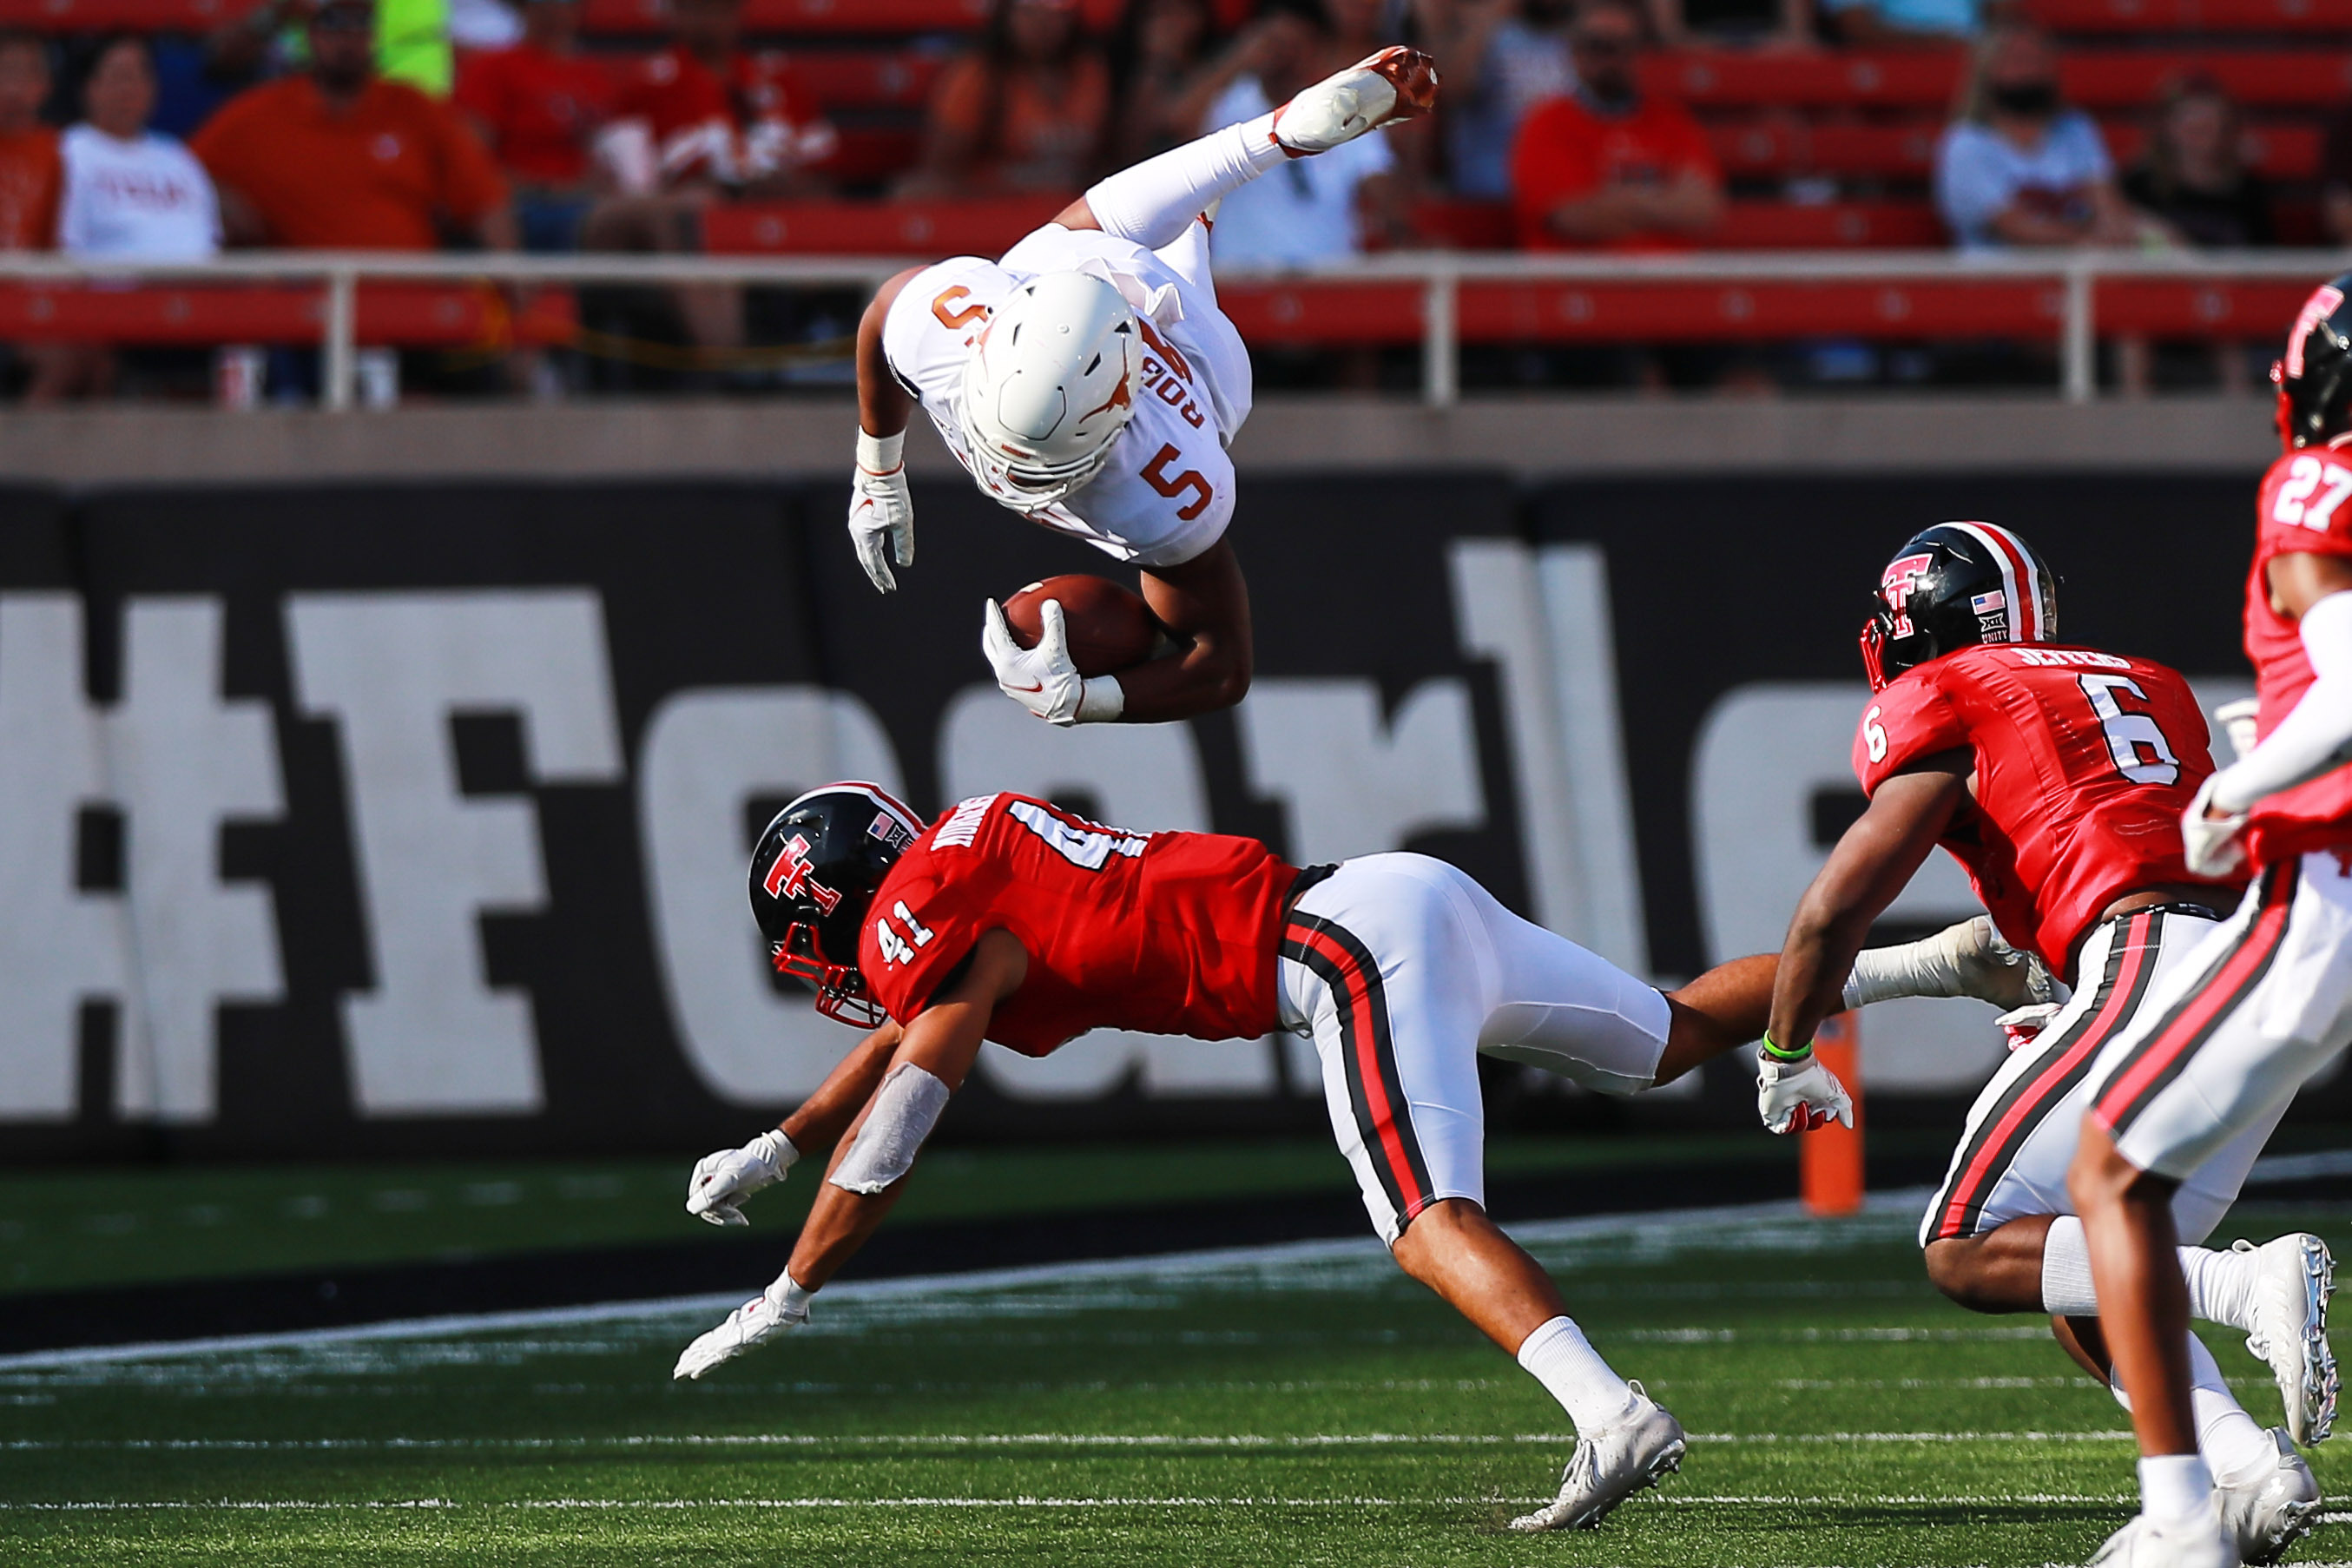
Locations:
0;0;2344;395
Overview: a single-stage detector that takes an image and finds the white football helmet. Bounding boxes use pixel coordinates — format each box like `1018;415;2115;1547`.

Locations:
957;271;1142;510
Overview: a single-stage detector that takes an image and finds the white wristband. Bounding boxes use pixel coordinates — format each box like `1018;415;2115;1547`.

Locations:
856;428;905;474
1077;675;1125;723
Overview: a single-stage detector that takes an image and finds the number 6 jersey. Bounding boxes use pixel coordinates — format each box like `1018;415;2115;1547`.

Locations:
858;793;1304;1054
881;221;1251;569
1854;642;2239;973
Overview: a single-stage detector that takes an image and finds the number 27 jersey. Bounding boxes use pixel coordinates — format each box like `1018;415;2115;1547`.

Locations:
858;793;1302;1055
1855;642;2234;972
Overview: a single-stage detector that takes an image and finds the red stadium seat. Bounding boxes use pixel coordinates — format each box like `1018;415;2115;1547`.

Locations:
0;282;576;346
827;126;924;185
1647;46;2352;110
2061;50;2352;108
772;49;943;112
704;194;1068;254
0;0;257;28
1707;116;2319;180
1711;199;1948;246
2025;0;2352;31
580;0;985;35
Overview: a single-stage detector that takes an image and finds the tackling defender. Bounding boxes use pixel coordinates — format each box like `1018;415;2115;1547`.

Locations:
672;783;2032;1531
2072;273;2352;1568
847;48;1436;727
1763;522;2329;1565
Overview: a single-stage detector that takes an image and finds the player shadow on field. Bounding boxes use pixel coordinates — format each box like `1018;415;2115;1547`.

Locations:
1469;1496;2123;1537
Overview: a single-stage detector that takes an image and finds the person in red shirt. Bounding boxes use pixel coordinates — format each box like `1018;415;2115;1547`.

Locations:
899;0;1110;197
193;0;515;251
664;783;2032;1532
2072;274;2352;1566
456;0;613;249
1508;0;1721;252
0;30;58;254
1766;521;2328;1565
580;0;835;351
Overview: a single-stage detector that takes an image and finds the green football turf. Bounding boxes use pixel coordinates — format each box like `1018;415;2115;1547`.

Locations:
6;1192;2351;1566
0;1132;1797;1296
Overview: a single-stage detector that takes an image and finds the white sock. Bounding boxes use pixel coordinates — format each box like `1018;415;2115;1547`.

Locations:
2188;1334;2275;1488
2042;1216;2101;1316
2179;1244;2259;1333
1516;1315;1638;1436
1082;116;1285;250
2138;1453;2215;1526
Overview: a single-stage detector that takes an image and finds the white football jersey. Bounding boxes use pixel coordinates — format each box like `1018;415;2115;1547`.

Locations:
881;223;1253;570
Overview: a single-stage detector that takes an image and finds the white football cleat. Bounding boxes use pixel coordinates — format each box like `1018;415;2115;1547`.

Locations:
1507;1382;1684;1532
1270;46;1439;156
2237;1232;2338;1445
2086;1507;2234;1568
2218;1427;2322;1565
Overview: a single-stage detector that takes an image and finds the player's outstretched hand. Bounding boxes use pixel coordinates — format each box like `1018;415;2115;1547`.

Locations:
2182;774;2250;880
684;1129;797;1227
982;597;1088;726
1756;1051;1855;1136
673;1272;808;1380
1272;46;1439;156
849;430;914;594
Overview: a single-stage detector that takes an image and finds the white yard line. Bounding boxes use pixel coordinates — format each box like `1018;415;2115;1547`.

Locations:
0;1190;1936;1373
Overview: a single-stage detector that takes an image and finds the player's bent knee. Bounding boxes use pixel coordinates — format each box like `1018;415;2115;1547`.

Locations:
1920;1236;2002;1314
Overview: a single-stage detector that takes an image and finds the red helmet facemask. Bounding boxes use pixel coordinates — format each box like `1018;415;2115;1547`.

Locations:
771;924;886;1029
1858;609;1894;693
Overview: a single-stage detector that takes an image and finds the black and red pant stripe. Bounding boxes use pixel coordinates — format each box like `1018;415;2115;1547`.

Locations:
1281;912;1436;1229
1925;910;2162;1243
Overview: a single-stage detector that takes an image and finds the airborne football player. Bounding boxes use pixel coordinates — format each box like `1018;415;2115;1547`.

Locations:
670;784;2039;1532
845;46;1436;725
1764;521;2329;1565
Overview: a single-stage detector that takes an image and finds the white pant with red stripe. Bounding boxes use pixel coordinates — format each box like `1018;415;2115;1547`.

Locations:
1275;853;1671;1246
2085;852;2352;1181
1918;906;2276;1249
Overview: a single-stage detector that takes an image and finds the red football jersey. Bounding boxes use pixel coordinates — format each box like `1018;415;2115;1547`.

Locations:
455;43;615;187
1854;642;2237;972
860;793;1302;1056
610;44;835;187
2242;440;2352;866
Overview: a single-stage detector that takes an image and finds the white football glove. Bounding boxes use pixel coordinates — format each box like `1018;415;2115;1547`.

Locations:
849;429;914;594
684;1128;797;1228
981;598;1123;726
2215;698;2262;763
1757;1051;1855;1136
673;1271;809;1381
2181;774;2250;880
1995;1002;2065;1051
1846;914;2064;1011
1271;46;1439;155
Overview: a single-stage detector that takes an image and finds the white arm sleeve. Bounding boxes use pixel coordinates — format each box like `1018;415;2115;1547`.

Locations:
2210;590;2352;813
1082;115;1286;250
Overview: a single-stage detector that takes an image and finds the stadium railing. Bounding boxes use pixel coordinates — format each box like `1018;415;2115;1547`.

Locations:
0;247;2334;408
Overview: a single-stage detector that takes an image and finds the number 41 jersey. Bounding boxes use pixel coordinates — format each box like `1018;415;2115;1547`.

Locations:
1855;642;2237;973
858;793;1303;1056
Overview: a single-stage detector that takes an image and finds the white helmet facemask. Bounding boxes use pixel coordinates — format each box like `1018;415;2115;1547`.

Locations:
956;271;1143;511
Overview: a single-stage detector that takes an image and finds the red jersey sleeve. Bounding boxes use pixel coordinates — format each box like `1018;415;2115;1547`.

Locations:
1855;669;1971;794
859;847;995;1024
2257;448;2352;565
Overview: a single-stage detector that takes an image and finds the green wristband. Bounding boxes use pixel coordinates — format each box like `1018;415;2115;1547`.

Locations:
1759;1032;1812;1064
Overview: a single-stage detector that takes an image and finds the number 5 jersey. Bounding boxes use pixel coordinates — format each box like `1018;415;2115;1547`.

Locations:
880;221;1252;570
858;793;1307;1055
1855;642;2242;974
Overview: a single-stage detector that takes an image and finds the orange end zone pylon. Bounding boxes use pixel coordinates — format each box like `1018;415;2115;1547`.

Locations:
1801;1011;1865;1216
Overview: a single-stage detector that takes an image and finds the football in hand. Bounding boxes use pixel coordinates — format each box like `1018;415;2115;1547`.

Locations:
1001;575;1161;677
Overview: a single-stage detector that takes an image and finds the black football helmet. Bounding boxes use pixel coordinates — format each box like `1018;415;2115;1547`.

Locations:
1860;522;2061;692
2275;273;2352;451
748;782;925;1027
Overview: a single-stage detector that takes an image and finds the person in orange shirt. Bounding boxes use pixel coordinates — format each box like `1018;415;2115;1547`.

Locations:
1508;0;1723;252
899;0;1112;195
193;0;516;251
0;30;60;253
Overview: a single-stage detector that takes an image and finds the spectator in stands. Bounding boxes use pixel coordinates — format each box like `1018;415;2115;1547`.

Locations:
1934;23;2154;250
1510;0;1723;249
1196;0;1412;266
194;0;515;249
458;0;613;250
0;30;59;254
899;0;1112;195
581;0;835;353
40;36;222;401
2120;74;2270;249
1418;0;1575;201
1821;0;1981;45
1108;0;1221;165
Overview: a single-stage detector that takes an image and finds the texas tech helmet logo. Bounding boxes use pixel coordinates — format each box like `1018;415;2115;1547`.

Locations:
2289;285;2346;379
762;833;841;913
1880;552;1934;638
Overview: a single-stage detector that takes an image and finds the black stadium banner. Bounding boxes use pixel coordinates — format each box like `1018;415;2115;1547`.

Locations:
0;467;2324;1162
